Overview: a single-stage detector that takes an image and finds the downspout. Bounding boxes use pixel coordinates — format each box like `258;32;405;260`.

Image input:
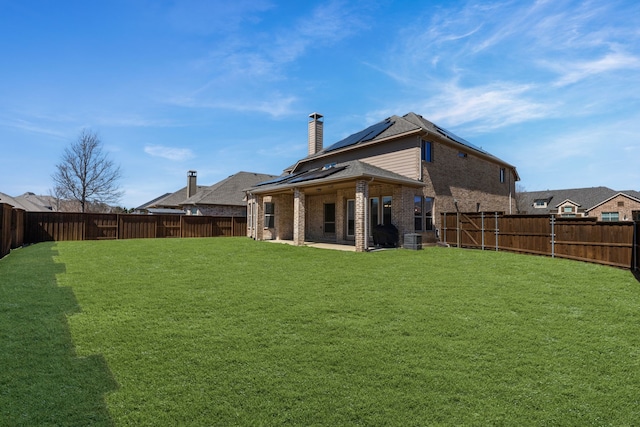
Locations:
508;168;512;215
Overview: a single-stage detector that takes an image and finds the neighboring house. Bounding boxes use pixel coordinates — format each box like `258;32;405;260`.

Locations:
137;170;277;216
246;112;519;252
1;192;123;213
518;187;640;221
0;192;55;212
136;170;204;214
182;171;278;216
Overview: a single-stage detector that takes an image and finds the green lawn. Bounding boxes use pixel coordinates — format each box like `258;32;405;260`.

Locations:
1;238;639;426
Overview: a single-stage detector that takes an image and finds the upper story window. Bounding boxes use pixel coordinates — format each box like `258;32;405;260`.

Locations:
563;206;574;213
421;140;433;162
500;168;506;183
534;200;547;208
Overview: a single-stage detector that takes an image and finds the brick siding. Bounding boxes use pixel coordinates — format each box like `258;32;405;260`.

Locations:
588;195;640;221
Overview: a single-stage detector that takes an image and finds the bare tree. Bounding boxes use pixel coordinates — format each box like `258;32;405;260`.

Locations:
514;183;527;214
52;129;123;213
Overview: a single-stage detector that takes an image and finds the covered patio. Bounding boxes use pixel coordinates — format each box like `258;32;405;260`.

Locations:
246;160;425;252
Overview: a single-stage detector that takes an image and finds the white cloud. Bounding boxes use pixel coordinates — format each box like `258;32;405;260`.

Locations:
548;51;640;87
167;0;274;35
168;92;297;118
144;145;194;161
424;82;550;130
169;0;368;115
0;117;68;138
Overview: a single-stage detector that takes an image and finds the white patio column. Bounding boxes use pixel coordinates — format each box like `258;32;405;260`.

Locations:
293;187;305;246
355;180;369;252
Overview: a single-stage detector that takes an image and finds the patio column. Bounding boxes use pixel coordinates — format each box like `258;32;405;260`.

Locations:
254;194;264;241
355;179;369;252
293;187;305;246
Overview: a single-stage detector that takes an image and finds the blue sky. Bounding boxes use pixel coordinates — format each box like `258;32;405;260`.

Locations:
1;0;639;209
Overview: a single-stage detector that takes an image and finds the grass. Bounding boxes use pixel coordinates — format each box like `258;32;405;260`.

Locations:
1;237;639;426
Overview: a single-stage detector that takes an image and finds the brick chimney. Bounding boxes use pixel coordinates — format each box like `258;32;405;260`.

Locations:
187;170;197;198
308;112;323;155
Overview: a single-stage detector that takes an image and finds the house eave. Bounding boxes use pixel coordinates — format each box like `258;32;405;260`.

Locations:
247;172;425;196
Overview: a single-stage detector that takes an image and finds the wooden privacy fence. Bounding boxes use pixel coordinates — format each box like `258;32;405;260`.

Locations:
0;204;247;253
0;204;25;259
441;212;639;270
23;212;246;243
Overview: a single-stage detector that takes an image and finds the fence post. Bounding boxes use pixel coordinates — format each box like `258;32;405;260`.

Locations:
456;211;461;248
495;212;499;251
633;220;638;271
481;211;485;250
443;213;447;244
550;215;555;258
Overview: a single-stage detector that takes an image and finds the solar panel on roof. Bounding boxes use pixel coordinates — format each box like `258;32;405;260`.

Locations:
255;171;304;186
434;125;489;155
289;165;347;184
323;119;394;152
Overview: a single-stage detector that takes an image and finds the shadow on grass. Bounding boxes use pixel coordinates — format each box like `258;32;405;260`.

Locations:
0;243;118;426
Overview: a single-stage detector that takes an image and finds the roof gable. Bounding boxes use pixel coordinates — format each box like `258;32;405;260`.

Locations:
586;191;640;212
555;199;581;208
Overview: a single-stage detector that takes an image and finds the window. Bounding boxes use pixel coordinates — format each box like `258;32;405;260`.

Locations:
563;206;574;213
324;203;336;233
500;168;506;183
382;196;392;225
369;196;392;236
425;197;433;230
421;140;433;162
346;199;355;236
458;151;467;158
602;212;619;222
534;200;547;208
618;201;625;207
370;197;379;232
264;202;275;228
414;196;434;231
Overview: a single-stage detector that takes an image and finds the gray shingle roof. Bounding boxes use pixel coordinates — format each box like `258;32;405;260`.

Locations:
137;171;279;210
182;172;278;206
137;186;207;210
290;112;515;173
0;192;55;212
249;160;424;194
519;187;618;214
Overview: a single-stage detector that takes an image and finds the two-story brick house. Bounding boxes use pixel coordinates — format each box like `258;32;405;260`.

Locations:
246;112;519;252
